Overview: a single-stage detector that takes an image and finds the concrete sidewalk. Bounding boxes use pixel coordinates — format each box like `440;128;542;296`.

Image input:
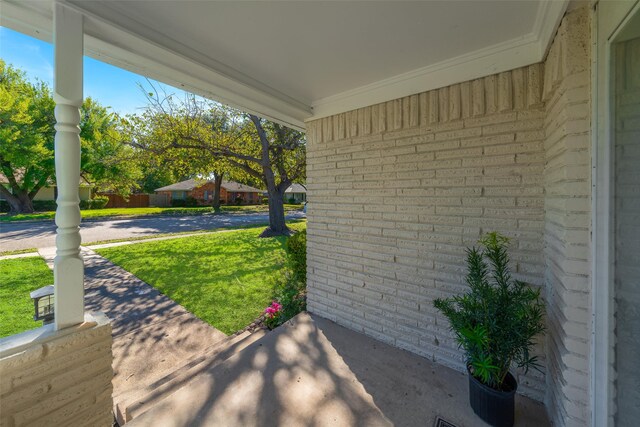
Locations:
80;248;227;407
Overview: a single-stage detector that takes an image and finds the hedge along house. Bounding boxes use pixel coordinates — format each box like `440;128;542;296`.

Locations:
0;1;638;426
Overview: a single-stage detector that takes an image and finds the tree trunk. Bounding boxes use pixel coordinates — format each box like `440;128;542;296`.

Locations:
17;191;34;214
264;187;288;236
212;171;224;213
248;114;292;237
261;175;289;237
0;186;35;214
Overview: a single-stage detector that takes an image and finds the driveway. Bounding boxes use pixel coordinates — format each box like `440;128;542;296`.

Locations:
0;211;305;251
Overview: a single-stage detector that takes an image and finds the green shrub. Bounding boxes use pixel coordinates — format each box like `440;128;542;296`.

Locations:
261;196;269;204
277;276;306;320
0;199;57;212
33;200;57;211
1;200;57;212
286;230;306;282
90;196;109;209
78;197;109;210
185;197;198;207
171;199;186;207
265;272;306;330
434;232;545;391
1;197;110;212
26;200;58;212
263;230;307;329
288;197;296;204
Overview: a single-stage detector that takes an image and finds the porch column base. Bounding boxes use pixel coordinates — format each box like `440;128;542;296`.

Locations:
0;312;114;426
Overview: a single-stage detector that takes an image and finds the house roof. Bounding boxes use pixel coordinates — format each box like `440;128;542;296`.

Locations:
285;184;306;194
2;1;568;129
0;171;92;187
154;179;200;192
155;179;262;193
221;181;263;193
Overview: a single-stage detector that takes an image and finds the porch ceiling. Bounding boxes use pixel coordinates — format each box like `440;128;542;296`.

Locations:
1;0;567;130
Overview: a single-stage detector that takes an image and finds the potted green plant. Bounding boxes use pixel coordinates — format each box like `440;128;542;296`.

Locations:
434;232;545;427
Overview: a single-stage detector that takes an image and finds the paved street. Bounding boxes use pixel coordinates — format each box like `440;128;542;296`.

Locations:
0;211;305;251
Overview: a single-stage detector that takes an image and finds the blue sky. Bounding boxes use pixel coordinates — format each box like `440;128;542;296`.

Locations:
0;26;187;116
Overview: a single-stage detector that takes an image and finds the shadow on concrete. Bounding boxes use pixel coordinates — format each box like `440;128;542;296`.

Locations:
0;220;57;241
128;314;550;427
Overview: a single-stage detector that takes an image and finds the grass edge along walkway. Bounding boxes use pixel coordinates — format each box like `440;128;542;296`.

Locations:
0;248;39;257
95;222;306;335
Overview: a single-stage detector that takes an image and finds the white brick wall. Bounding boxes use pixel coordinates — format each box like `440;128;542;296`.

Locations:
306;5;594;424
0;314;113;427
541;5;592;427
307;62;549;399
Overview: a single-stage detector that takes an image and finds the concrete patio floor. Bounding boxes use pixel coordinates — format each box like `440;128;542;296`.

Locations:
128;313;550;427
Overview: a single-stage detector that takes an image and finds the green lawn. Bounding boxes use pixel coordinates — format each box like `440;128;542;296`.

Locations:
0;257;54;338
96;222;306;335
0;204;303;222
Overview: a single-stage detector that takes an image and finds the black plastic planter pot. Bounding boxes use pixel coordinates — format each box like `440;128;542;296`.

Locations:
468;368;517;427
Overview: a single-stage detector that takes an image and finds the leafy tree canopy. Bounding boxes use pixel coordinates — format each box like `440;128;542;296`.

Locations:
123;84;305;234
0;60;141;213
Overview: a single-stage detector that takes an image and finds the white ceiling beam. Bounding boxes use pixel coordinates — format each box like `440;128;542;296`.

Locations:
1;0;312;130
2;0;569;128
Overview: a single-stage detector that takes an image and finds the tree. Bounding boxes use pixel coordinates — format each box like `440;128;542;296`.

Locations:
137;162;180;194
241;115;306;236
128;88;305;235
79;98;142;196
0;60;141;213
0;60;55;213
122;96;237;212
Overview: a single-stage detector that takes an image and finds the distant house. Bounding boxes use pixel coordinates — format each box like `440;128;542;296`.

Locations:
155;179;263;205
285;184;306;203
0;172;92;202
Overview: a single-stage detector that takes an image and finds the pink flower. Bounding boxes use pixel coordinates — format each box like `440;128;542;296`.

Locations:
271;302;282;311
264;301;282;320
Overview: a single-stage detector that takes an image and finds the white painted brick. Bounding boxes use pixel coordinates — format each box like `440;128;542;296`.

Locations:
305;7;592;421
0;318;113;426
